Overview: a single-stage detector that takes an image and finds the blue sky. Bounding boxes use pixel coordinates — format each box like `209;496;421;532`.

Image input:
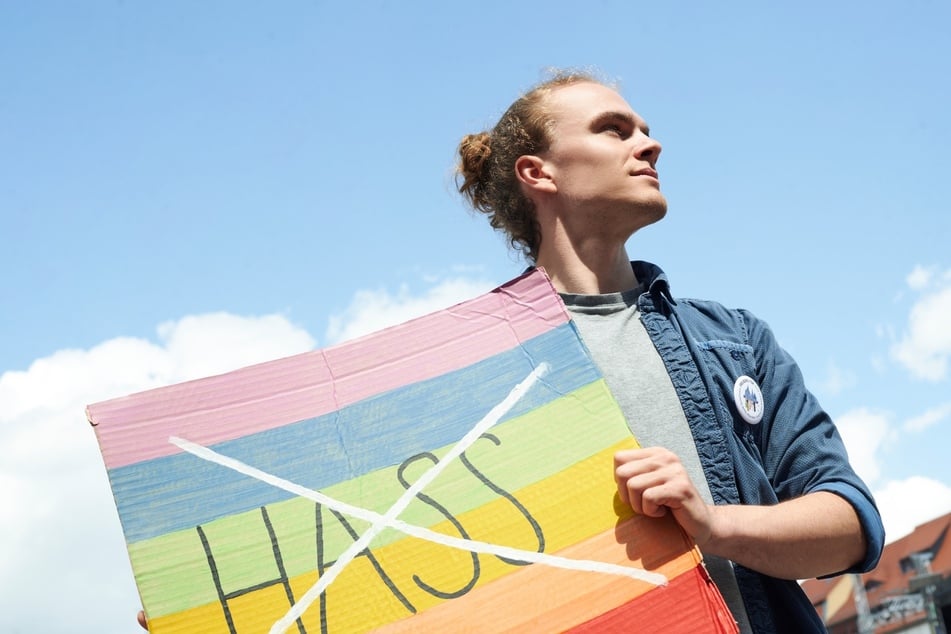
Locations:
1;2;949;632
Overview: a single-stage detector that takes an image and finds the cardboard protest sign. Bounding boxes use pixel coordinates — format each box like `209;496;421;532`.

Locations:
87;269;737;633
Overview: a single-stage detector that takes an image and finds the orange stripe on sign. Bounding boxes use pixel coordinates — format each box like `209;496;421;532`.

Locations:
373;514;707;633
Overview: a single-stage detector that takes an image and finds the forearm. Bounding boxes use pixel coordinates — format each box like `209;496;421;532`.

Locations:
700;491;866;580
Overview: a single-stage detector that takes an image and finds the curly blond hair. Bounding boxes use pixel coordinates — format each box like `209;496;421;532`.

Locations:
456;70;604;261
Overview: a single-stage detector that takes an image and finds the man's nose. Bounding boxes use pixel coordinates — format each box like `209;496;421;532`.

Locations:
633;134;662;165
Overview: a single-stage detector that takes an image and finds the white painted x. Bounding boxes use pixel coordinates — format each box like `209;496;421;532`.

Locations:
170;362;666;634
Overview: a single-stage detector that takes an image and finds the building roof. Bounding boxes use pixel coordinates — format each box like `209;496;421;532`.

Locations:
802;511;951;629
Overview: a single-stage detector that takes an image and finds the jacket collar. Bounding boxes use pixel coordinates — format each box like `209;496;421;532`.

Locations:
631;260;676;306
523;260;675;302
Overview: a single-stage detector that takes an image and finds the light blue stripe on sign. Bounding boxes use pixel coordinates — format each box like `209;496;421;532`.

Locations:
109;323;601;543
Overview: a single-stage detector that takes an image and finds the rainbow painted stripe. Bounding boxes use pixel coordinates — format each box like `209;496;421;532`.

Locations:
87;270;737;633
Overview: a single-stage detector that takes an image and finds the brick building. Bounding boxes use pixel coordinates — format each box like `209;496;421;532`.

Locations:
803;512;951;633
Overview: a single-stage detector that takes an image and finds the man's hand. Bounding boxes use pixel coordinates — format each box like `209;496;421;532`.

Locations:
137;610;148;630
614;446;867;579
614;447;716;546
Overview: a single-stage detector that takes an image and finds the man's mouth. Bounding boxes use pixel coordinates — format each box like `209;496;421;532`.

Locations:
632;168;659;179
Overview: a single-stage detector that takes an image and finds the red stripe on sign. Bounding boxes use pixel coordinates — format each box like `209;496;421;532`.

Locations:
566;565;739;634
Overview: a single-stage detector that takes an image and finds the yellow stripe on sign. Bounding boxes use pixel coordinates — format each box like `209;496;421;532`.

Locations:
158;438;639;633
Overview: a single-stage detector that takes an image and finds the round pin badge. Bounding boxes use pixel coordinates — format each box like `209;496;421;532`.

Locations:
733;375;764;425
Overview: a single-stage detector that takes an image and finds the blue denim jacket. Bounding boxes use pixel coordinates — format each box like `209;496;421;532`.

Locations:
632;261;884;633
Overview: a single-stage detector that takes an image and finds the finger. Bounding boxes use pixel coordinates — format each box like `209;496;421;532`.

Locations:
616;462;658;508
615;462;632;506
614;451;646;506
614;448;645;465
640;483;677;517
616;476;631;506
633;478;675;517
623;473;661;516
137;610;148;631
630;469;695;515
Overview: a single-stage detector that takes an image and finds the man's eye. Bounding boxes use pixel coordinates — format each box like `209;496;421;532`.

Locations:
602;124;625;137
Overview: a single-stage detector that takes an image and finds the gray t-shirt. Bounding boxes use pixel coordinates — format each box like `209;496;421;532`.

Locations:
563;288;752;634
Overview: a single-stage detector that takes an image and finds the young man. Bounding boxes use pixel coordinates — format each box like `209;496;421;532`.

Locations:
457;72;884;633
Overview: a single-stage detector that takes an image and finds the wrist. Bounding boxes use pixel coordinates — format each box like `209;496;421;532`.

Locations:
698;504;730;554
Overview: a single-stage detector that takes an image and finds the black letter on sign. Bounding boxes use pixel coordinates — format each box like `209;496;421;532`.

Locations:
397;452;480;599
315;501;417;634
198;506;307;634
460;433;545;565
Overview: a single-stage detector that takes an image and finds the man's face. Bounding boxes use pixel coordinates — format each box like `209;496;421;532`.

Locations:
538;82;667;238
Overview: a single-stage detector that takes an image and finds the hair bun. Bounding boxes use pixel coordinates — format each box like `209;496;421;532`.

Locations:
459;132;492;177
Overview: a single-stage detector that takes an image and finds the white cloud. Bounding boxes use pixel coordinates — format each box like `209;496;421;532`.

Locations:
817;360;857;396
325;277;496;345
156;312;316;380
0;313;314;634
874;477;951;543
0;275;507;632
891;270;951;382
906;265;935;291
903;402;951;433
835;408;893;485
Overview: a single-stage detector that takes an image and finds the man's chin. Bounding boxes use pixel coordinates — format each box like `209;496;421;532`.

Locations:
636;197;668;227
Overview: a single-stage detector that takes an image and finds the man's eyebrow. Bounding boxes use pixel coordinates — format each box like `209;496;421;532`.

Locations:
591;111;650;136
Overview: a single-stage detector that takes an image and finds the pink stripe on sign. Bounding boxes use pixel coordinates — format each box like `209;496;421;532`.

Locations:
87;269;568;470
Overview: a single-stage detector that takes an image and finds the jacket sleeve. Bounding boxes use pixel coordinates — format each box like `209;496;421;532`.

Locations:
741;309;885;574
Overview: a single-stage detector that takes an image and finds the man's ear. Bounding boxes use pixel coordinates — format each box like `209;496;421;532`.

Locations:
515;155;557;194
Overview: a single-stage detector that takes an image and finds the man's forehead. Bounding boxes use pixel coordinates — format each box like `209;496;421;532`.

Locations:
547;82;641;124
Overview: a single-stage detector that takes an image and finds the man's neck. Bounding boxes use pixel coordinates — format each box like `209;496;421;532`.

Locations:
536;242;637;295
